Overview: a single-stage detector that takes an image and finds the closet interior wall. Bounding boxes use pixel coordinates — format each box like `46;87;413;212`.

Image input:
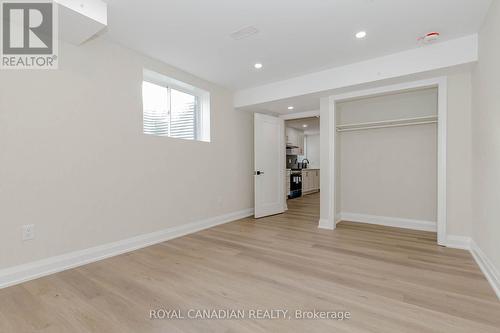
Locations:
336;88;439;228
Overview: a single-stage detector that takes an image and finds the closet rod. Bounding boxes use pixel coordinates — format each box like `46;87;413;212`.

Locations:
336;116;438;133
337;120;438;132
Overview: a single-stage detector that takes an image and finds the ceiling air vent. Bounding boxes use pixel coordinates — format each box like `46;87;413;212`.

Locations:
230;26;259;40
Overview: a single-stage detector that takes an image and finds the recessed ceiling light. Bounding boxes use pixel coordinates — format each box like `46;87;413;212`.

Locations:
356;31;367;39
254;63;263;69
288;106;294;110
302;124;308;128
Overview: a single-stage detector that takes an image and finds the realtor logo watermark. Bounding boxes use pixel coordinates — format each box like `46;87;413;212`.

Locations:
1;0;58;69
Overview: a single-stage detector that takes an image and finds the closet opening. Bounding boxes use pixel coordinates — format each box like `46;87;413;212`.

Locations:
320;78;447;245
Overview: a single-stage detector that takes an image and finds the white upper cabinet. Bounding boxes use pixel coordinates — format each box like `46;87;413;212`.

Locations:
285;127;296;146
286;127;304;155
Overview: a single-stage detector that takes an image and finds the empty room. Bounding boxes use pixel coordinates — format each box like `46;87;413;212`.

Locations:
1;0;500;332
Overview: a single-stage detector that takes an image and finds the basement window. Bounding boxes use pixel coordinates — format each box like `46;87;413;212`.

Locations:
142;69;210;142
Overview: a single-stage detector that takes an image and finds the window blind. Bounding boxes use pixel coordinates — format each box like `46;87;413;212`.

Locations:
142;82;198;140
169;88;197;140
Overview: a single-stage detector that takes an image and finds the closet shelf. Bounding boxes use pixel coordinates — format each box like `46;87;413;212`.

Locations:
336;116;438;133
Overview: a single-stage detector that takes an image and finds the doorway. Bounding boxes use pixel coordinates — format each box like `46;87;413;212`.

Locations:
253;111;322;219
284;117;320;202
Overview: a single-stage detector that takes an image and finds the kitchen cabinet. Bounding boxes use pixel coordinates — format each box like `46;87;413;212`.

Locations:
285;127;294;146
313;169;320;189
297;132;304;154
302;170;310;192
302;169;320;194
285;127;304;155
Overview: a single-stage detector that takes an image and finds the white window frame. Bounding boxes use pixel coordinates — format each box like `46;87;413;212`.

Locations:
142;69;211;142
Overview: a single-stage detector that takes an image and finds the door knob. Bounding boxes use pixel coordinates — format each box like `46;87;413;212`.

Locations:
254;171;264;175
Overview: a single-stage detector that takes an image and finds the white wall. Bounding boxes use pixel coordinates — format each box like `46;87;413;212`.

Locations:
0;38;254;270
471;0;500;277
446;71;473;237
305;135;320;169
338;89;438;222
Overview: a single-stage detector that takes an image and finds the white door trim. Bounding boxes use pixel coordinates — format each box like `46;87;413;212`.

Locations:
320;77;447;246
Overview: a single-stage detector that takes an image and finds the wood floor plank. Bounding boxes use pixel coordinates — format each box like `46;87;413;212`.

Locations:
0;193;499;332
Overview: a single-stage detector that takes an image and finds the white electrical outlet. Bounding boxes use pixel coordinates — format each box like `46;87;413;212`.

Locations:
22;224;35;241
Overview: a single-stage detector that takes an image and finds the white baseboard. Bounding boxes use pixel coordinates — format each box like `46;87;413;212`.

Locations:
318;218;334;230
470;240;500;300
444;235;472;250
0;208;254;290
3;208;498;302
431;235;499;300
339;212;437;232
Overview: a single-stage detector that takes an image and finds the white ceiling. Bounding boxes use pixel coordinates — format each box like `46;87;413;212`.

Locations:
103;0;491;90
286;117;320;133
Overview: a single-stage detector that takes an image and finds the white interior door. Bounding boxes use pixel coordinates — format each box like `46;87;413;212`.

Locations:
254;113;285;218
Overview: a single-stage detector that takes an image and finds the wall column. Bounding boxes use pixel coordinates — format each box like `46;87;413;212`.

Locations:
319;96;336;230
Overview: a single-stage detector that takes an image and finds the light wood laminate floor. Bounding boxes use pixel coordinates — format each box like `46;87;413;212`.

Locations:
1;193;499;332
